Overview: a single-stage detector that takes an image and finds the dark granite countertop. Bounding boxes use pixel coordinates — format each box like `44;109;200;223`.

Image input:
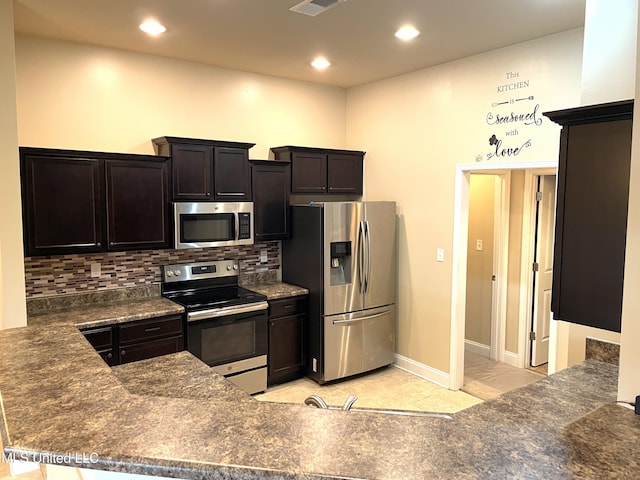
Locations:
243;281;309;300
27;296;184;329
25;279;308;329
1;323;639;479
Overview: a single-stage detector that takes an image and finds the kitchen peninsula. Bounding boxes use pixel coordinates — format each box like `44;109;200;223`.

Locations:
1;323;639;479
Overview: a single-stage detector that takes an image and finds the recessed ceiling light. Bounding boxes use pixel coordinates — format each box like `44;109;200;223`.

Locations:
311;57;331;70
139;20;167;36
395;25;420;41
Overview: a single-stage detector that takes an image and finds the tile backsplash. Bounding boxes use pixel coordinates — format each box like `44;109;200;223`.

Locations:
24;241;280;298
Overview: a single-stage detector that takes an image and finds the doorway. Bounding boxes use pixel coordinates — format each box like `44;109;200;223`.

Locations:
450;160;557;391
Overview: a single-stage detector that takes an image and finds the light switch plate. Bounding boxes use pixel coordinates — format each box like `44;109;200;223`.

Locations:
476;239;483;251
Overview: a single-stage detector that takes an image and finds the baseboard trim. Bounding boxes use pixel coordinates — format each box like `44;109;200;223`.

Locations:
393;354;450;389
464;340;490;357
502;350;519;367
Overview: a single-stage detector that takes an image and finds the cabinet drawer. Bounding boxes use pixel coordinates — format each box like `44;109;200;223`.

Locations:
81;326;114;350
119;336;184;364
119;315;183;345
269;295;307;318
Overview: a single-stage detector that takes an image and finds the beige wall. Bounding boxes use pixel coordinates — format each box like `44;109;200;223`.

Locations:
0;0;27;329
581;0;637;105
15;35;347;157
618;17;640;402
465;174;496;347
347;30;583;373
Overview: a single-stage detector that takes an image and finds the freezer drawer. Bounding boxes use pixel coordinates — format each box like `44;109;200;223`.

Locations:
322;304;395;382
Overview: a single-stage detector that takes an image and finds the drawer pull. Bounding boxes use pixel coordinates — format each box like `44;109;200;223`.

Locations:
145;326;162;333
121;349;126;356
283;304;294;309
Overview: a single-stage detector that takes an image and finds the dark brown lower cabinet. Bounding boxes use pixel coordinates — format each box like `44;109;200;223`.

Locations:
81;325;116;366
268;295;307;386
81;314;184;366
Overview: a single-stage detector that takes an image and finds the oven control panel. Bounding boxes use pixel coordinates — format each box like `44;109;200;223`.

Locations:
162;260;239;282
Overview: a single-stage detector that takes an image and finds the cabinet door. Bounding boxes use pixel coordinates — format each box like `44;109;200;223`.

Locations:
119;336;185;364
552;119;632;332
81;325;117;366
327;153;363;195
251;161;290;240
171;143;212;200
213;147;251;200
268;313;305;385
21;154;105;256
291;152;327;193
105;159;170;250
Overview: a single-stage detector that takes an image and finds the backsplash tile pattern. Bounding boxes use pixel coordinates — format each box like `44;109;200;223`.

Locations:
24;242;280;298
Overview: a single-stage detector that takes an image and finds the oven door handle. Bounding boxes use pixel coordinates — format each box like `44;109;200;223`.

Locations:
187;301;268;322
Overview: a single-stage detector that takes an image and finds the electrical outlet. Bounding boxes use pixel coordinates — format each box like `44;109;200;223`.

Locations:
436;248;445;262
260;250;268;263
90;263;101;278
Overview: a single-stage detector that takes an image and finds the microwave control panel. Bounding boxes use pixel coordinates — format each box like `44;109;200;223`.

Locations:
238;213;251;240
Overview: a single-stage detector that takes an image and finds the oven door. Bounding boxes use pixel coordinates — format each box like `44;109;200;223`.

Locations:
186;302;268;369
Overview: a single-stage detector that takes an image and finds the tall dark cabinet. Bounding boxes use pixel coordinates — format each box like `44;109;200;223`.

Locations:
20;147;170;256
250;160;290;241
545;100;633;333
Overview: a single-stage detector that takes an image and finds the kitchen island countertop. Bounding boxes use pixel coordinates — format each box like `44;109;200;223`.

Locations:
1;323;639;479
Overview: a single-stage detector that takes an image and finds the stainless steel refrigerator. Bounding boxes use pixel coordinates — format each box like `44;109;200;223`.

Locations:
282;201;396;383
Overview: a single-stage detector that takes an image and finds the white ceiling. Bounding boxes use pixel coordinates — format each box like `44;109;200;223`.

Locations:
12;0;586;88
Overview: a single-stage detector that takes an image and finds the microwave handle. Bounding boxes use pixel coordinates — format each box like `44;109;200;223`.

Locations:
235;212;240;241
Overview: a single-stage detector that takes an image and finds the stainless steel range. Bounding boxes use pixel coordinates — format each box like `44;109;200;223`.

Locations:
161;259;268;394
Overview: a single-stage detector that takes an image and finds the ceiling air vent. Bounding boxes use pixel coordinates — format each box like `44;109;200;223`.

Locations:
289;0;347;17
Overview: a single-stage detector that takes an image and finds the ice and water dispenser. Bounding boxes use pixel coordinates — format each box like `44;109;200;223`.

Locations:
330;241;352;285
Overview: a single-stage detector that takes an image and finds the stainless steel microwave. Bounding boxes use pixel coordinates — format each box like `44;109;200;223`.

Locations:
174;202;253;249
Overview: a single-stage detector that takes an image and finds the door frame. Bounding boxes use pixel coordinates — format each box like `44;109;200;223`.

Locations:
450;160;557;390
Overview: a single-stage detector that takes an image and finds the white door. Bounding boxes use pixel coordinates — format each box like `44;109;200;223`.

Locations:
531;175;556;367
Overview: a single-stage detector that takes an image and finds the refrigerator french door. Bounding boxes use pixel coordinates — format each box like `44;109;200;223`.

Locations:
283;201;397;383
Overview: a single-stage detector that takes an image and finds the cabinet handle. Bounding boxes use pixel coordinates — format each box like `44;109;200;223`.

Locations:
110;242;114;246
321;186;325;191
107;352;113;358
97;242;101;247
216;192;245;196
121;349;126;356
283;304;294;309
145;326;162;333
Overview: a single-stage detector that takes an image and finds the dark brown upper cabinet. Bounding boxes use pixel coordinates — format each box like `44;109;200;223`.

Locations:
250;160;291;241
20;147;170;257
152;137;254;201
21;152;105;255
105;159;170;251
544;99;633;333
270;146;364;195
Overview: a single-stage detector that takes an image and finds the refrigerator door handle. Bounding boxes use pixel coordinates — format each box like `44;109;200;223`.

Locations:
332;309;391;324
358;220;366;294
365;220;371;294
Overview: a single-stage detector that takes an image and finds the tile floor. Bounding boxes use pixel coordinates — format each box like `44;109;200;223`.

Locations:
461;351;546;400
255;365;484;413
